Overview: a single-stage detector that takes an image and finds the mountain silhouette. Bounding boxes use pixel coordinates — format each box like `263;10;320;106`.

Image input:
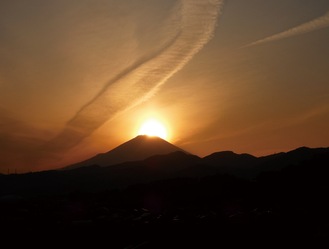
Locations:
254;146;329;173
1;144;329;247
65;135;187;170
1;145;328;196
202;151;257;176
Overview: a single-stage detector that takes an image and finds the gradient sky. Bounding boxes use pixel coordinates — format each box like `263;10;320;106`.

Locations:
1;0;329;173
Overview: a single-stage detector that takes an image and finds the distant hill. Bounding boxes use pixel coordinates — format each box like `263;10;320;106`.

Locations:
1;145;328;195
1;144;329;247
65;135;187;170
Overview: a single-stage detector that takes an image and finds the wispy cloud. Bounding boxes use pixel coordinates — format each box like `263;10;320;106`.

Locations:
244;11;329;48
43;0;224;154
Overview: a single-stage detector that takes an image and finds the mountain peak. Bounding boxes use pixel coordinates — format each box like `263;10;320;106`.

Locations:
135;135;162;139
127;135;168;144
65;135;187;170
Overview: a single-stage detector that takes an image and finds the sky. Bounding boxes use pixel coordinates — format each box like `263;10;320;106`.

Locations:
1;0;329;173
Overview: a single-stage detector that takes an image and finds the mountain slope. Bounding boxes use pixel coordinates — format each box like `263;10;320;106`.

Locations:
201;151;258;178
255;146;329;173
201;147;329;178
1;146;329;195
65;135;187;170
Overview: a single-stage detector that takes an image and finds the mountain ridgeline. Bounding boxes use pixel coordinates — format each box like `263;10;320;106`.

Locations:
0;135;328;195
1;136;329;246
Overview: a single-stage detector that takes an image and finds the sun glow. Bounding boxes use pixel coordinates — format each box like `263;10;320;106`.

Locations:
138;119;168;140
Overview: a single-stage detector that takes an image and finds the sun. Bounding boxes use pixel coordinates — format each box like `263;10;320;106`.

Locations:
138;119;168;139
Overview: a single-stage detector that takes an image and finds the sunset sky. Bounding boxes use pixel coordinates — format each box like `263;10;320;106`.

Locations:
1;0;329;173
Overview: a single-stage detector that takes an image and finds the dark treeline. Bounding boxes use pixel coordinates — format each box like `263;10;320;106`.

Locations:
1;152;329;247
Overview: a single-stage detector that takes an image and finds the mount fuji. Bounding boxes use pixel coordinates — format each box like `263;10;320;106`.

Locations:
65;135;188;170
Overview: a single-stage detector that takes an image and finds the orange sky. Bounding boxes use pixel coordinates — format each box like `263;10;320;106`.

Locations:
1;0;329;173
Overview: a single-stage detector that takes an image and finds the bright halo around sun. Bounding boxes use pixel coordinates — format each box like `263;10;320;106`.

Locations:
138;119;168;139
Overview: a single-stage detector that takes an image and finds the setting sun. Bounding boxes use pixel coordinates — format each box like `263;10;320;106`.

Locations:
138;119;168;140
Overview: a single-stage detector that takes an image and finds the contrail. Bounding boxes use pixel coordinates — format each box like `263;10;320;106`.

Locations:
244;11;329;48
43;0;224;153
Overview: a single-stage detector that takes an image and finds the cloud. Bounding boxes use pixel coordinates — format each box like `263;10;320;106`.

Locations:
244;11;329;47
42;0;224;154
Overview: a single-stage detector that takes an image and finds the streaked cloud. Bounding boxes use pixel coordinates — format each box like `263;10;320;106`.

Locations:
244;11;329;47
43;0;224;153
